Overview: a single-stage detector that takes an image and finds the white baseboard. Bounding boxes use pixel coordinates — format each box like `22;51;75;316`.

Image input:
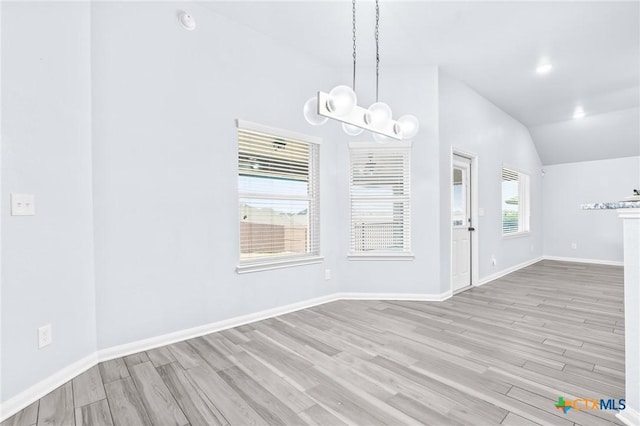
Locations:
0;287;481;421
476;256;544;287
617;407;640;426
0;353;96;422
0;294;340;422
97;290;451;363
543;255;623;266
338;291;452;302
96;293;341;363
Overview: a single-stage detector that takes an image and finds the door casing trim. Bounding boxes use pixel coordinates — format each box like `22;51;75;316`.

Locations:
450;148;479;294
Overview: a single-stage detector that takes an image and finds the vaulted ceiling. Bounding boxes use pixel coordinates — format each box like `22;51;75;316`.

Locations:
204;1;639;165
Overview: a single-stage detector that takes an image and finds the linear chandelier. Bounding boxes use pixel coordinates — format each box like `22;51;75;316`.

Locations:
303;0;419;141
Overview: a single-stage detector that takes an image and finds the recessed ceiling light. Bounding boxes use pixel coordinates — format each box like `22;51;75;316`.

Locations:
536;63;553;74
573;106;585;119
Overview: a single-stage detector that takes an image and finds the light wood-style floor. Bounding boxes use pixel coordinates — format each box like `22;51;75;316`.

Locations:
2;260;625;426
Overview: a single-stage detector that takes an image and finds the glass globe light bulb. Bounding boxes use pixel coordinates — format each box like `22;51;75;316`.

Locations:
303;96;328;126
364;102;392;127
373;132;393;143
326;85;357;117
342;123;364;136
393;122;402;136
397;114;420;139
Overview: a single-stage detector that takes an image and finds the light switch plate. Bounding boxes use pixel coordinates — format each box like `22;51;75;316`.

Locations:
478;207;485;217
11;193;35;216
38;324;52;348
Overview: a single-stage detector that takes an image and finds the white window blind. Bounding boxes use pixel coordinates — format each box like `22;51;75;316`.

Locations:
501;167;530;235
349;142;412;257
237;121;320;271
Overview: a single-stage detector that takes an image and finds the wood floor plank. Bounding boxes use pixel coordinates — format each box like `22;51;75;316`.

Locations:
506;385;620;426
186;365;267;425
298;404;348;426
363;354;509;424
104;377;152;426
594;364;625;380
385;393;466;426
0;401;38;426
267;318;341;356
37;382;74;426
484;367;625;425
73;365;107;408
283;310;334;332
501;412;542;426
201;333;242;357
9;260;625;426
122;353;149;369
157;362;228;426
99;359;129;384
254;317;377;362
145;347;176;367
219;328;250;345
187;337;233;371
239;337;320;391
218;366;300;425
333;351;459;413
307;352;396;402
128;361;188;426
227;350;316;413
75;399;114;426
302;363;427;425
564;348;625;372
248;325;393;401
167;341;204;370
305;383;420;426
522;360;565;381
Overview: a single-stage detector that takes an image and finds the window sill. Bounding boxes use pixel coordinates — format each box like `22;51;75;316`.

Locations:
502;231;530;239
348;253;415;261
236;256;324;274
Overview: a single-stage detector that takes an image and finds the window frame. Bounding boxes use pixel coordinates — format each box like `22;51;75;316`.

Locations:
501;166;530;238
236;120;323;273
348;140;414;260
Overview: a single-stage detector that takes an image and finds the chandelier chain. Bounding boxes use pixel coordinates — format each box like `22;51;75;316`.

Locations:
375;0;380;102
303;0;419;140
352;0;357;91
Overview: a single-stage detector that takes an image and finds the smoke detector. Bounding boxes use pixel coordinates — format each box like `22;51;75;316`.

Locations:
178;12;196;31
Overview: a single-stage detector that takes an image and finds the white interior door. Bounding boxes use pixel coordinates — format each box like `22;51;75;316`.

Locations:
452;155;472;292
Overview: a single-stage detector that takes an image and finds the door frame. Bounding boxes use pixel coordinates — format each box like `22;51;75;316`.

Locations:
450;148;479;294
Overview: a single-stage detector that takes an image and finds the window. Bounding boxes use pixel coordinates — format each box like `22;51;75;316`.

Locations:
501;167;530;235
349;141;412;259
237;120;321;272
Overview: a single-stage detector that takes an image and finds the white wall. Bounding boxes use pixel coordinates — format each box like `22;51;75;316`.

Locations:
0;0;4;405
0;0;589;412
334;66;442;296
438;71;544;287
90;2;343;350
1;2;97;401
543;156;640;263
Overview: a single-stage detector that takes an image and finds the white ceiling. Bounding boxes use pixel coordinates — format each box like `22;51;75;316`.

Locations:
204;1;640;165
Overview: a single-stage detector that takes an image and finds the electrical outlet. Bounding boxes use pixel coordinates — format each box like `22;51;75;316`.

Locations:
325;269;331;280
11;193;35;216
491;256;497;267
38;324;52;349
571;243;577;249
